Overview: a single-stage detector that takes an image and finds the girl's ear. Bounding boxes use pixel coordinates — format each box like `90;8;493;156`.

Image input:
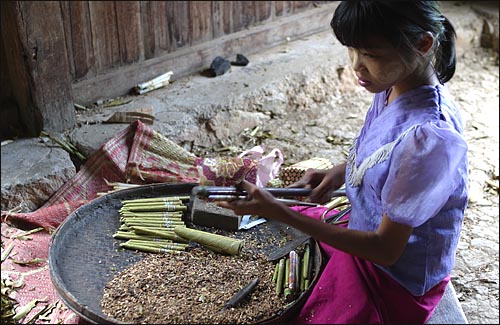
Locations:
417;31;435;56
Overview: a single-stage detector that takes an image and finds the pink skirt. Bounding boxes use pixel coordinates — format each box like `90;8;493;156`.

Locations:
289;206;449;324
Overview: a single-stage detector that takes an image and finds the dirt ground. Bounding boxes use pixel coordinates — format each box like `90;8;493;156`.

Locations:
190;46;500;323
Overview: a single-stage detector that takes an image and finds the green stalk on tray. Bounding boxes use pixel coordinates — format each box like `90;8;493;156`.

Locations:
126;239;188;247
121;211;184;216
120;216;186;221
121;196;190;204
113;231;175;241
124;225;177;230
123;220;185;227
125;240;188;251
302;243;311;280
120;242;184;254
120;217;183;224
272;262;279;283
120;204;187;212
120;199;185;205
276;258;285;295
284;257;290;290
131;226;190;243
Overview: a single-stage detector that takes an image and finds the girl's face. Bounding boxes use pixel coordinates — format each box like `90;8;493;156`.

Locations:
347;39;418;94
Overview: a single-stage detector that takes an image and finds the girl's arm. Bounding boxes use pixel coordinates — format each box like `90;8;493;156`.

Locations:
218;180;412;267
271;205;412;266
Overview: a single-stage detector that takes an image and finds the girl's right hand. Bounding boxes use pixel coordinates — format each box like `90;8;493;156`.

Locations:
289;163;346;204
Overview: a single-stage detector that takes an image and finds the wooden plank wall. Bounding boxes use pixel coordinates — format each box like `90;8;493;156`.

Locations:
62;1;322;84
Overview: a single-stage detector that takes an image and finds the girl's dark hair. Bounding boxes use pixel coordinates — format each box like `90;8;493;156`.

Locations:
331;1;456;83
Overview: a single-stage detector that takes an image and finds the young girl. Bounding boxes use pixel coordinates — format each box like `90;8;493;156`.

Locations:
218;1;468;323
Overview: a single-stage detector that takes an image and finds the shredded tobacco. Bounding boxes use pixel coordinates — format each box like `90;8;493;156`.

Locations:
101;247;290;324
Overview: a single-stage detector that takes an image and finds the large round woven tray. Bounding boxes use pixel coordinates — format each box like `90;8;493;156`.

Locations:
49;183;323;324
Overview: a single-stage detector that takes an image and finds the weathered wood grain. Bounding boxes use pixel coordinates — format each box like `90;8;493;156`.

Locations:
65;1;96;80
115;1;142;64
0;1;41;137
10;1;75;132
255;1;272;23
189;1;213;46
88;1;120;71
166;1;190;51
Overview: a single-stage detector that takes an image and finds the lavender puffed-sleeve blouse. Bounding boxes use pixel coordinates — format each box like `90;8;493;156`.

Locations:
345;84;468;296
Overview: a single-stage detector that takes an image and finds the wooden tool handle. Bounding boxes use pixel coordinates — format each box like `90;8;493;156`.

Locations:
222;277;260;310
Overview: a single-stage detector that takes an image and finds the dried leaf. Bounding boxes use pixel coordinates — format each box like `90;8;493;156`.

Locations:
12;298;45;321
102;98;133;108
25;302;56;324
4;278;24;289
485;179;499;192
11;258;45;266
1;242;14;262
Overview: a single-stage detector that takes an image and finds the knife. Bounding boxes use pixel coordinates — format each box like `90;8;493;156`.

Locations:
266;207;351;262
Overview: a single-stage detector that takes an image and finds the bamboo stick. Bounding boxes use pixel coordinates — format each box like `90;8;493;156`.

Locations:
131;226;179;231
272;261;279;283
121;216;184;222
120;212;183;218
302;243;311;280
120;204;187;212
125;240;187;251
113;231;173;241
119;225;178;232
276;258;285;295
299;255;305;291
131;226;189;243
120;242;183;254
124;220;185;227
121;196;189;204
123;238;175;245
288;251;297;291
284;257;290;290
295;250;301;291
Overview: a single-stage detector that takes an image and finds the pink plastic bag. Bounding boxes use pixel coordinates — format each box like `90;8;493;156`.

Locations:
238;145;284;187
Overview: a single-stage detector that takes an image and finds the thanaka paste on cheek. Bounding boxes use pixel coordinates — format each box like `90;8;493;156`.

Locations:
373;61;406;85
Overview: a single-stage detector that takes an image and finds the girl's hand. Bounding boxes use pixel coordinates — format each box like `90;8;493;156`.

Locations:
288;168;328;189
288;163;346;204
216;181;285;220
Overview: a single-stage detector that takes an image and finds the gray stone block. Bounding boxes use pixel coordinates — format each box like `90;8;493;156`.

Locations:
1;138;76;212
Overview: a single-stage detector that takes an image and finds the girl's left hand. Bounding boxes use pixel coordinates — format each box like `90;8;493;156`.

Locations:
216;180;285;220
